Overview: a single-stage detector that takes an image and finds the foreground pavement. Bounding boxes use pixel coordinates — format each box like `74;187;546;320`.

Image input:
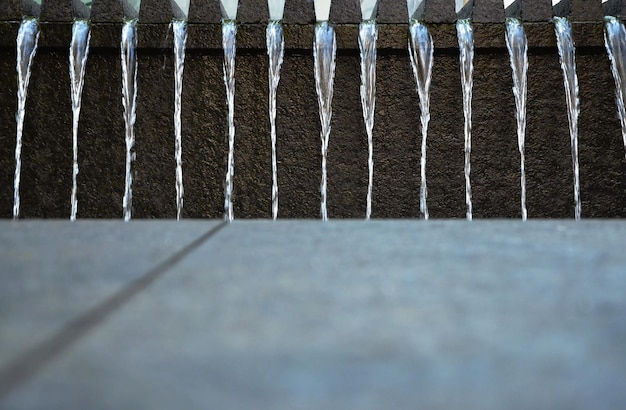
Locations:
1;220;625;409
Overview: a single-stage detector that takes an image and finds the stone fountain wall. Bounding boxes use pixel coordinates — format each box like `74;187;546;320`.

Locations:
0;0;625;219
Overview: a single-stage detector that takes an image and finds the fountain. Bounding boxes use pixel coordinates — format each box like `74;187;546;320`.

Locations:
172;0;190;220
267;0;285;220
456;0;474;220
504;0;528;220
553;0;581;220
120;0;140;221
603;0;626;159
221;0;238;222
407;0;432;220
313;0;335;221
69;1;92;221
359;0;378;219
13;1;40;219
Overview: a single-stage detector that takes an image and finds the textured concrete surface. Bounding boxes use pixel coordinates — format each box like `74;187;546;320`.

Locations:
0;3;624;219
0;220;221;371
1;220;625;409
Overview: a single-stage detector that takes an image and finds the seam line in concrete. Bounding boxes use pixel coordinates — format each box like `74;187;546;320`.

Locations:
0;220;229;399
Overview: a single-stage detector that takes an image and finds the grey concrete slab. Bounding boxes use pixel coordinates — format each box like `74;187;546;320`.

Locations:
2;221;626;409
0;220;221;372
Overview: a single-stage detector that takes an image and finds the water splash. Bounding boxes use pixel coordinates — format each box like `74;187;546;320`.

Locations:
314;22;336;221
457;19;474;220
408;20;433;220
505;18;528;220
14;18;40;220
604;16;626;158
359;20;377;220
173;19;187;220
121;19;138;221
223;20;237;222
554;16;581;220
267;20;284;220
69;20;91;221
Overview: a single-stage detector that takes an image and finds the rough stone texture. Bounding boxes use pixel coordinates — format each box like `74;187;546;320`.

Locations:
0;220;218;371
0;3;624;219
40;0;73;22
2;221;626;408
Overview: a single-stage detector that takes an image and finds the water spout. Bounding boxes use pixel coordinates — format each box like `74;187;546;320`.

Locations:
408;20;433;220
359;20;377;219
554;16;581;220
14;18;40;220
267;20;284;220
69;20;91;221
505;17;528;220
121;19;138;221
604;16;626;159
173;19;187;220
222;20;237;222
457;18;474;220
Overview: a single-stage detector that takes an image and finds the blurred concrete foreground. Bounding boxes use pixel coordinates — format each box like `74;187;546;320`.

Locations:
1;220;625;409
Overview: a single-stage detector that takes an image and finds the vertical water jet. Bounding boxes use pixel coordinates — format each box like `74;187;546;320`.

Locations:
171;0;190;220
359;3;377;220
553;0;581;220
456;0;474;220
121;18;138;221
69;18;91;221
267;0;285;220
504;1;528;220
408;0;432;219
313;0;336;221
14;16;40;219
603;6;626;158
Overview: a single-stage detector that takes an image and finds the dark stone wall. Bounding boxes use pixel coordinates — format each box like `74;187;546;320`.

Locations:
0;0;625;219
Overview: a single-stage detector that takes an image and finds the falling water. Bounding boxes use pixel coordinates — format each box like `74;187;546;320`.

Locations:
267;20;284;220
359;20;377;220
505;18;528;220
121;19;138;221
173;19;187;220
457;19;474;220
13;18;40;220
408;20;433;220
314;22;336;221
604;16;626;158
69;20;91;221
223;20;237;222
554;16;581;220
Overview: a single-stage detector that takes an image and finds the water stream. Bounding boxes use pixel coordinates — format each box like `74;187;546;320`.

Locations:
173;19;187;220
69;20;91;221
314;22;336;221
604;16;626;158
121;19;138;221
14;18;40;219
554;16;581;220
222;20;237;222
408;20;433;220
505;18;528;220
457;19;474;220
267;20;284;220
359;20;377;220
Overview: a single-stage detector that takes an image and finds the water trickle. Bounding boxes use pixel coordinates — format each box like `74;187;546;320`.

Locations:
408;20;433;220
69;20;91;221
223;20;237;222
359;20;377;220
554;16;581;220
457;19;474;220
267;20;284;220
604;16;626;158
173;19;187;220
121;19;138;221
505;18;528;221
314;22;336;221
14;18;40;220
